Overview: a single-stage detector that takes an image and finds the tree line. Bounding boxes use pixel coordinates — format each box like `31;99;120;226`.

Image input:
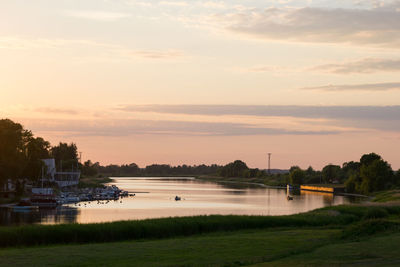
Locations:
1;118;399;195
288;153;400;194
81;161;221;177
0;119;79;191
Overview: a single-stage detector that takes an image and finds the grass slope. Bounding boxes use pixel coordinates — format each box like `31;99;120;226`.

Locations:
0;229;338;267
1;204;400;266
263;232;400;266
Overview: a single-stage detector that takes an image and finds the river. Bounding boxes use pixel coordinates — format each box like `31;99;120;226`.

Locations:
0;177;359;225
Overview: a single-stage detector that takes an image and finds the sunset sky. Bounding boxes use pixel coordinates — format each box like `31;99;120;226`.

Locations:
1;0;399;169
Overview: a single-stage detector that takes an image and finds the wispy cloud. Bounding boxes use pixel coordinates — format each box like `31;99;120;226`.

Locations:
0;36;184;60
302;82;400;91
65;10;131;21
132;50;184;59
311;58;400;74
35;107;80;115
23;118;337;137
116;104;400;120
159;1;188;7
210;3;400;47
116;104;400;132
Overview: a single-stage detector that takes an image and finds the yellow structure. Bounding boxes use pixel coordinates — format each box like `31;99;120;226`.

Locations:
300;185;335;193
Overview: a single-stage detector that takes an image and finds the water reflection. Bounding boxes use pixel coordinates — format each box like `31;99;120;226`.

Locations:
0;177;360;226
0;206;79;226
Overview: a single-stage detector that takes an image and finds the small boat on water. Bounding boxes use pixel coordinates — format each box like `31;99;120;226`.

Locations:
287;196;293;200
11;199;39;212
175;196;181;201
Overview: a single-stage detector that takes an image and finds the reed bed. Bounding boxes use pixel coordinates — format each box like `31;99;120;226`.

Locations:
1;205;399;248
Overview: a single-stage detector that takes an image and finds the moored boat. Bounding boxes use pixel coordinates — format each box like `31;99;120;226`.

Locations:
30;188;58;207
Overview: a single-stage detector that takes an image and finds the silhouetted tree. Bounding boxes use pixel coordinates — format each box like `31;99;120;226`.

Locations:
360;158;393;194
322;164;341;183
0;119;31;187
289;167;305;185
50;142;78;171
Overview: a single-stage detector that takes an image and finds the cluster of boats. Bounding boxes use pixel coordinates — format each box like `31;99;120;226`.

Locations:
10;185;133;211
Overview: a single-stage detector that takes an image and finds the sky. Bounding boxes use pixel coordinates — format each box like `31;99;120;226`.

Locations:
1;0;400;170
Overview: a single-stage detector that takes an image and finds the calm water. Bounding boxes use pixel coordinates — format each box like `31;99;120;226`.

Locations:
0;177;358;225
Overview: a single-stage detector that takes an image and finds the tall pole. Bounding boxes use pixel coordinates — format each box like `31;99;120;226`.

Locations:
268;153;271;174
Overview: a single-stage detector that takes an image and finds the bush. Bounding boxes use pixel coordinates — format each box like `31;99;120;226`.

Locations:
363;207;389;219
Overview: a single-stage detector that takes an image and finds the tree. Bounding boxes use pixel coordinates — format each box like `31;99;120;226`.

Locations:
22;137;51;182
344;173;361;193
218;160;249;178
360;159;393;194
360;153;382;166
0;119;31;187
322;164;341;183
342;161;360;177
50;142;78;171
289;167;305;185
81;160;99;177
396;169;400;186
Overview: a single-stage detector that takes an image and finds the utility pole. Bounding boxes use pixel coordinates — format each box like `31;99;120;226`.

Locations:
268;153;272;174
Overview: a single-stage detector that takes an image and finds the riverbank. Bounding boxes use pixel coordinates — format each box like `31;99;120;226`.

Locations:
197;175;286;187
1;200;400;266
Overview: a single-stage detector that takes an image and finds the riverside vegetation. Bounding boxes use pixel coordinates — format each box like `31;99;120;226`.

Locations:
1;200;400;266
2;119;399;196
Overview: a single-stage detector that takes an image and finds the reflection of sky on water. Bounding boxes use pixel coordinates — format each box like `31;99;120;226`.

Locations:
0;178;359;225
0;206;79;226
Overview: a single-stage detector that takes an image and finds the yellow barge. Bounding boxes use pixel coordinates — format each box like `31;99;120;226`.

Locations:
300;185;338;194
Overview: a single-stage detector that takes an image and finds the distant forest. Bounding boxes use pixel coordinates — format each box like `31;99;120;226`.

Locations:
82;161;222;177
1;118;399;196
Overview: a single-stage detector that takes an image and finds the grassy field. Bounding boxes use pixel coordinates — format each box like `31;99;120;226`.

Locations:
0;229;339;267
1;202;400;266
372;190;400;203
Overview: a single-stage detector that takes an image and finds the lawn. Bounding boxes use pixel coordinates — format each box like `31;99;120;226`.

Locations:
0;228;338;267
1;203;400;266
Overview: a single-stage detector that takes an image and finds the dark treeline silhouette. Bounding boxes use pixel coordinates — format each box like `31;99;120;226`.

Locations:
0;119;79;194
81;161;221;177
288;153;400;194
1;118;400;195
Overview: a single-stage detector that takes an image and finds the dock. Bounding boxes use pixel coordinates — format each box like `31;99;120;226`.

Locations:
300;185;344;194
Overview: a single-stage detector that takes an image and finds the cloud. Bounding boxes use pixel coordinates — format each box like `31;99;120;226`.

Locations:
302;82;400;91
65;10;131;21
116;104;400;120
311;58;400;74
200;1;226;9
159;1;188;7
24;119;337;137
116;105;400;132
132;50;184;59
35;107;80;115
0;36;184;60
212;3;400;47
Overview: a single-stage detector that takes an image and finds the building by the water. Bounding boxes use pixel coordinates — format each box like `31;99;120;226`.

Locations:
42;159;80;187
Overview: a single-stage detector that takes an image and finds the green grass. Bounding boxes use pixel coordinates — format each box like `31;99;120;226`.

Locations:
2;225;400;267
372;190;400;203
262;232;400;266
1;204;400;266
0;228;339;267
0;205;371;248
